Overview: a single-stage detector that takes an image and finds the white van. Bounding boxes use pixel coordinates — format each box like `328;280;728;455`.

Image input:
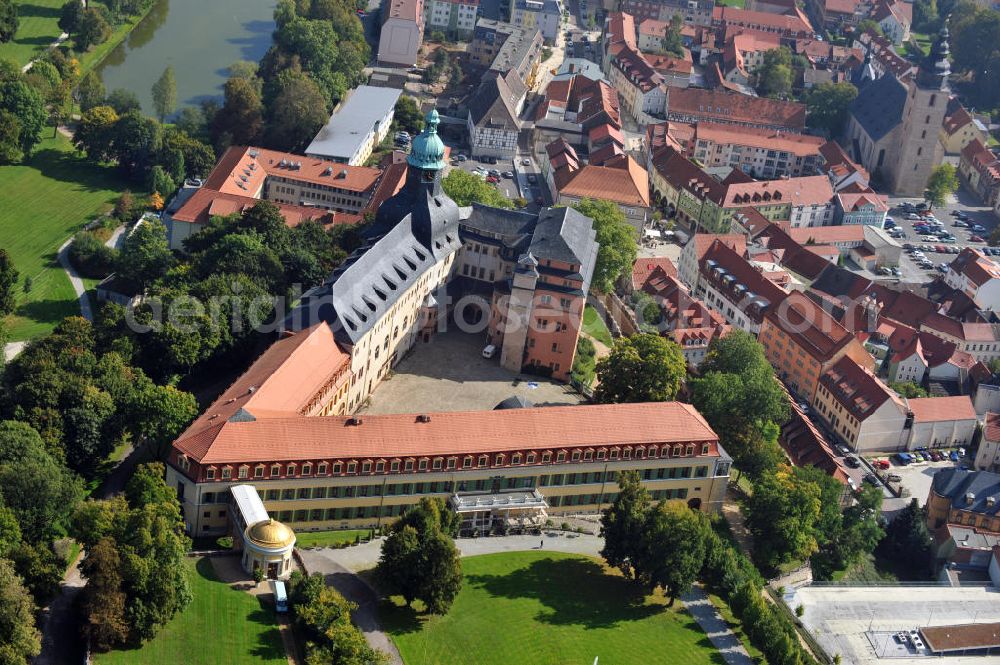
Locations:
482;344;497;359
273;580;288;613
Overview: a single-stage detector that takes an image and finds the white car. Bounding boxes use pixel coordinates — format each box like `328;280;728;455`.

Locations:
482;344;497;359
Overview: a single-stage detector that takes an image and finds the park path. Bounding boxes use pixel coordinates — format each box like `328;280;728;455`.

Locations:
298;532;752;665
56;237;93;322
33;549;86;665
681;587;754;665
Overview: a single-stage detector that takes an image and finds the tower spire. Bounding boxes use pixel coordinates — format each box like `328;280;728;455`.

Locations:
917;21;951;90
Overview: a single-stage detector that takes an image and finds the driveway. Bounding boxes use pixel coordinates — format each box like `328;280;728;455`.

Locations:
360;329;584;415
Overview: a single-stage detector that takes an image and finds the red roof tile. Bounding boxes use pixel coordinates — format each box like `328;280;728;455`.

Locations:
907;396;976;423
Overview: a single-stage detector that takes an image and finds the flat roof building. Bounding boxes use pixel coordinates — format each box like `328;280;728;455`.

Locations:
306;86;402;166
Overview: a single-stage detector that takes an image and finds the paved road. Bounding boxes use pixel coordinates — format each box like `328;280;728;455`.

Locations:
33;552;86;665
299;532;752;665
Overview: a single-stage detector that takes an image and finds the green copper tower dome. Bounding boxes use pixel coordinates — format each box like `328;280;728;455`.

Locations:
407;109;447;171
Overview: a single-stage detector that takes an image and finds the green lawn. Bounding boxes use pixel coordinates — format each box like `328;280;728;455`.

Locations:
0;133;130;341
582;304;613;347
381;551;719;665
0;0;65;67
294;528;371;549
94;558;287;665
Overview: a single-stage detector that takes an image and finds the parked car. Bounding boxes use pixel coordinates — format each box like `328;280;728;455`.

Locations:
502;171;514;178
973;224;986;233
953;220;968;227
887;473;902;482
482;344;497;358
949;450;960;461
894;452;910;465
863;473;880;486
970;234;985;243
874;459;890;470
845;456;860;468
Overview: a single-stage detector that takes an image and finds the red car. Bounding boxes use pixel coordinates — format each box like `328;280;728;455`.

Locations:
486;175;499;183
874;459;890;470
970;234;985;243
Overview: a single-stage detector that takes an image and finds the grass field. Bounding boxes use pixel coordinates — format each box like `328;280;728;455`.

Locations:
294;529;371;549
0;0;65;66
582;304;613;347
0;133;129;341
94;557;287;665
381;551;719;665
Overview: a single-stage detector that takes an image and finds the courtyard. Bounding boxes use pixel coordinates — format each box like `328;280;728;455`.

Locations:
360;329;585;415
787;585;1000;665
380;551;722;665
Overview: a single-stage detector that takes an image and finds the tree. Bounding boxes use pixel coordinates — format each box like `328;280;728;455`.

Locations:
856;18;883;36
58;0;83;37
638;501;710;604
377;498;462;614
0;559;41;664
74;105;119;162
147;164;175;198
80;537;129;651
594;333;686;404
877;498;931;577
110;109;162;178
572;198;637;293
151;66;176;122
76;70;106;112
756;47;793;99
105;88;140;114
600;471;650;580
913;0;938;31
289;573;388;665
10;541;64;605
264;71;328;151
75;7;111;51
116;217;174;291
211;75;263;149
889;381;928;398
394;95;424;135
745;466;823;571
661;13;684;57
441;169;512;208
0;0;17;43
0;248;18;316
806;82;858;136
925;163;958;209
0;76;46;161
0;109;22;163
0;503;20;558
0;451;83;544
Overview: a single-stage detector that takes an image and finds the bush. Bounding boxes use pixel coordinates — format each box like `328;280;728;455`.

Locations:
68;231;119;279
216;536;233;549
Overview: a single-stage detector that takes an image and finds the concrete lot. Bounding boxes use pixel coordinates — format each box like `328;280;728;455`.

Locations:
788;585;1000;665
360;329;585;415
875;455;972;517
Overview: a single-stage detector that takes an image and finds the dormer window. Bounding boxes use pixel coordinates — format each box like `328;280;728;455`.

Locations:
270;464;281;478
301;463;312;476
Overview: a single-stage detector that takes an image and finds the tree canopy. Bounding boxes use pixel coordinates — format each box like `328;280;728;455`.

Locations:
745;465;824;571
572;198;637;294
755;47;793;99
441;169;513;208
151;66;177;122
925;163;958;209
805;82;858;136
600;470;650;580
594;333;686;404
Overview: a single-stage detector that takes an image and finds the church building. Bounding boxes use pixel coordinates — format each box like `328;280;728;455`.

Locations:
843;27;951;196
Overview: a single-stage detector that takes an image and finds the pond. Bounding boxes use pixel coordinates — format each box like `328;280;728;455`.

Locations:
96;0;276;116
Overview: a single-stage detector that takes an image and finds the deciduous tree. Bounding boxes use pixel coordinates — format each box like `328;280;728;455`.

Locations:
925;163;958;209
745;466;823;571
441;169;512;208
80;537;129;651
116;217;174;291
0;558;41;664
594;333;686;404
600;470;650;579
0;0;17;43
0;75;46;161
0;248;18;316
572;198;637;293
394;95;424;135
638;500;710;604
212;75;264;149
75;7;111;51
805;82;858;136
59;0;84;38
877;498;931;577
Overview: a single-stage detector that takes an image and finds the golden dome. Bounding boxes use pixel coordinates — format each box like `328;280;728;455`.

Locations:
246;519;296;549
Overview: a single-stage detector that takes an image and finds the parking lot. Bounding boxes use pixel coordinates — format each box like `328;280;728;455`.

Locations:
360;328;585;415
442;144;549;208
866;451;973;517
887;190;998;283
789;585;1000;665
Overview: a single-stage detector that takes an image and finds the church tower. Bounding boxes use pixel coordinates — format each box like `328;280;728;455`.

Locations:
885;26;951;196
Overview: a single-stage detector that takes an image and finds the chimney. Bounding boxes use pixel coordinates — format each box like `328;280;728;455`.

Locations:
348;417;364;426
417;414;431;423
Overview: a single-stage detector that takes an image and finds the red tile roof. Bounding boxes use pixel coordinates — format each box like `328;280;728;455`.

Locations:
907;396;976;423
666;87;807;130
693;122;825;158
713;6;813;35
942;105;975;137
552;148;650;207
949;247;1000;288
723;175;834;208
820;356;902;421
767;291;855;362
985;412;1000;442
206;146;381;194
700;238;788;322
632;257;677;290
175;402;721;465
169;189;353;228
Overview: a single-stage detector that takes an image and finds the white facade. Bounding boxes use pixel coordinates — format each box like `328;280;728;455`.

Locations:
974;433;1000;472
905;417;977;450
888;351;927;384
426;0;478;38
788;202;836;228
944;266;1000;310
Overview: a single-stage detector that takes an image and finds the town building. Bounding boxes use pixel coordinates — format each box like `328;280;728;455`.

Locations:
843;28;951;196
546;140;651;231
163;147;386;250
759;290;875;400
638;270;730;367
807;0;872;32
813;356;908;453
470;20;544;88
687;122;825;179
664;87;807;132
975;413;1000;473
378;0;425;66
852;29;916;81
425;0;479;40
833;183;889;227
677;232;745;288
932;523;1000;574
168;392;733;536
533;74;620;150
819;139;871;192
694;238;788;335
306;86;401;166
511;0;562;42
958;139;1000;208
940;102;990;155
870;0;911;45
779;397;853;486
711;5;814;40
906;396;978;450
721;32;781;85
467;69;526;159
621;0;715;26
606;44;666;123
926;469;1000;532
944;248;1000;311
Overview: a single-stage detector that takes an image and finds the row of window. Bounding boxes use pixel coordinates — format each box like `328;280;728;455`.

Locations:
201;466;710;504
195;442;714;481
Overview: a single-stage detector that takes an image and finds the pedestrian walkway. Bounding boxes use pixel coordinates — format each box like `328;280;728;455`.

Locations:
57;237;93;321
681;587;754;665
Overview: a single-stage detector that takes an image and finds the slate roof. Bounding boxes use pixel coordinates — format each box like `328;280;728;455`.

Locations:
469;69;525;129
849;73;907;142
931;469;1000;518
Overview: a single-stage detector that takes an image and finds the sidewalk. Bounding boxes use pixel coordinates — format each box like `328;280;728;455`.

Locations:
681;587;754;665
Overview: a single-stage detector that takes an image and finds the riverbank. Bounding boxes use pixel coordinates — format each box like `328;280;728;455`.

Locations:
78;0;160;75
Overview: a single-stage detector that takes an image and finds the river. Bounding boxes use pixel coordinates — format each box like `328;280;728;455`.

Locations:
97;0;277;116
